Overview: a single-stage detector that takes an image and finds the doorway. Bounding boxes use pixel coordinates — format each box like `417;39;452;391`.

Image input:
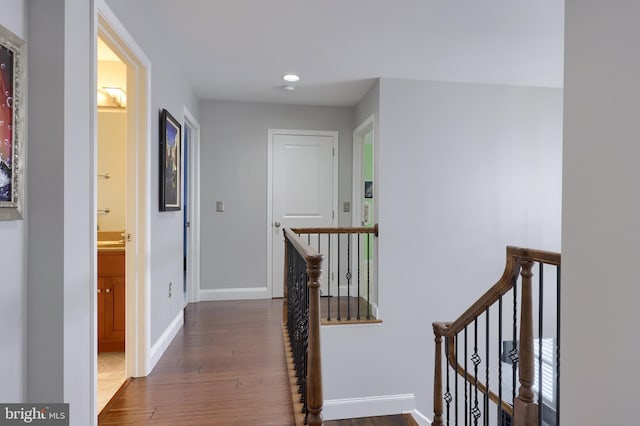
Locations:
182;106;201;304
95;1;152;417
267;129;338;298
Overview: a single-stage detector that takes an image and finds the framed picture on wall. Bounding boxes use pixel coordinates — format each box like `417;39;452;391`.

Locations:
0;24;26;221
159;108;181;211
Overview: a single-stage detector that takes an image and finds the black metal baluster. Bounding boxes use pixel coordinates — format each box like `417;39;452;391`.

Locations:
464;326;468;426
484;308;489;426
327;234;331;321
472;319;480;426
498;296;503;426
307;234;311;245
357;234;361;320
455;334;459;426
366;232;371;319
511;277;518;408
337;233;341;321
556;265;561;426
538;262;544;425
347;233;352;320
445;337;451;426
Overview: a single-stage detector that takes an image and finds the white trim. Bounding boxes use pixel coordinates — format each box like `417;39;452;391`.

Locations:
149;310;184;371
96;0;152;381
410;409;432;426
352;114;375;228
183;106;201;304
323;393;415;421
199;287;270;301
266;129;339;298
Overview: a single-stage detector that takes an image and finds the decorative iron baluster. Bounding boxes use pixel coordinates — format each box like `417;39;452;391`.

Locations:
455;335;459;426
346;233;352;320
327;234;331;321
538;262;544;424
464;326;468;426
472;319;481;426
484;308;489;426
357;234;361;320
556;265;561;426
498;296;503;426
445;337;451;426
511;277;518;408
366;233;371;319
337;233;341;321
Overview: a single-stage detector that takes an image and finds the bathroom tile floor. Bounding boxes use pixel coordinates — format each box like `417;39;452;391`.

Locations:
97;352;126;414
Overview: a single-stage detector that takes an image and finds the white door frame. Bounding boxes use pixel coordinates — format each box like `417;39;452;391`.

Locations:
266;129;339;298
96;0;152;380
183;106;201;304
352;114;375;227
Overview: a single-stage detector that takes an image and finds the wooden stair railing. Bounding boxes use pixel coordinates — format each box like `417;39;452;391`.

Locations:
291;225;380;324
432;246;561;426
283;228;324;426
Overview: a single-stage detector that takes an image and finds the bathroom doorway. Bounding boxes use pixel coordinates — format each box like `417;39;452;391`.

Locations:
94;3;152;418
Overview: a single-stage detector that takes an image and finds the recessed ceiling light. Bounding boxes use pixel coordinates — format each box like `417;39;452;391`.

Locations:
282;74;300;83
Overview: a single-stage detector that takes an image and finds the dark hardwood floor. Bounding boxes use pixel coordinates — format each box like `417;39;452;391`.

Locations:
99;299;413;425
99;299;295;425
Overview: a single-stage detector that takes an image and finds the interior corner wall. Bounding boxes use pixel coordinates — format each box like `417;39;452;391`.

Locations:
321;77;562;419
104;0;200;345
0;0;27;404
198;100;354;293
562;1;640;424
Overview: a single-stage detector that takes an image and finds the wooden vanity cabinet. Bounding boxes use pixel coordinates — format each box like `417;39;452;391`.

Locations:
98;250;125;352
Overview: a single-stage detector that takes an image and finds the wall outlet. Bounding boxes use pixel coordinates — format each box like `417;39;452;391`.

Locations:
343;202;350;212
216;201;224;212
168;281;173;298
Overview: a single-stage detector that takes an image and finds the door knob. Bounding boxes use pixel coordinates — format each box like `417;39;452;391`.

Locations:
97;289;102;293
274;221;281;228
105;288;111;293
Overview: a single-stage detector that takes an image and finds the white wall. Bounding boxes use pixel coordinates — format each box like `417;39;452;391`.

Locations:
322;78;562;419
97;111;126;231
198;100;354;294
562;1;640;424
0;1;27;403
105;0;200;344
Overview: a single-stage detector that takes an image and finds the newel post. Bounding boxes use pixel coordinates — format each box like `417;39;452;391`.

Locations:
307;256;324;426
283;234;289;325
514;260;538;426
432;327;444;426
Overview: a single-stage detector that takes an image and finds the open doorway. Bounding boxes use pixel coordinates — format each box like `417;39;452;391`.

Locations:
183;107;201;305
95;2;152;417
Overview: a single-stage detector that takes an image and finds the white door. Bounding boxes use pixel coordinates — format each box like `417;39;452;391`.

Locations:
269;129;338;298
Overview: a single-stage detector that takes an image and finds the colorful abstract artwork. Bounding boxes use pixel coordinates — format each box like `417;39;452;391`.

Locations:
0;44;13;202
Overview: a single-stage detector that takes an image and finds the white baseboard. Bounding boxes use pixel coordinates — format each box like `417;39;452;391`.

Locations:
199;287;269;301
148;310;184;373
323;394;415;421
409;409;432;425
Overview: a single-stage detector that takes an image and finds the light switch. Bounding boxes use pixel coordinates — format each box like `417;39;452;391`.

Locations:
216;201;224;212
343;202;350;213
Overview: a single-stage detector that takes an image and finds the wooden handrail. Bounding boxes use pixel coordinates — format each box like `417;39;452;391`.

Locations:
283;229;324;426
291;224;378;236
433;246;560;338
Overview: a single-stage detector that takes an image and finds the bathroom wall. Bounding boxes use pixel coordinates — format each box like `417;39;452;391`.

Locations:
97;110;126;231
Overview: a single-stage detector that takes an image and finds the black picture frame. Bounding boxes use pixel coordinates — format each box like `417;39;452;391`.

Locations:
159;109;181;211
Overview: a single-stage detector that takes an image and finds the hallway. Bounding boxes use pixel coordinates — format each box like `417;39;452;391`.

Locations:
99;299;295;425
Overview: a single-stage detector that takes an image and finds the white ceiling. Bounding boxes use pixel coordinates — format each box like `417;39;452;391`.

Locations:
141;0;564;106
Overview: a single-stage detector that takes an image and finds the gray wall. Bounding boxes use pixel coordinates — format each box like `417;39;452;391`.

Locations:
322;78;563;418
562;1;640;423
0;0;26;404
105;0;200;344
198;100;354;292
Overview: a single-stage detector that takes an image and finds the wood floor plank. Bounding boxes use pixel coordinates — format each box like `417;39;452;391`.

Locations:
99;299;296;425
